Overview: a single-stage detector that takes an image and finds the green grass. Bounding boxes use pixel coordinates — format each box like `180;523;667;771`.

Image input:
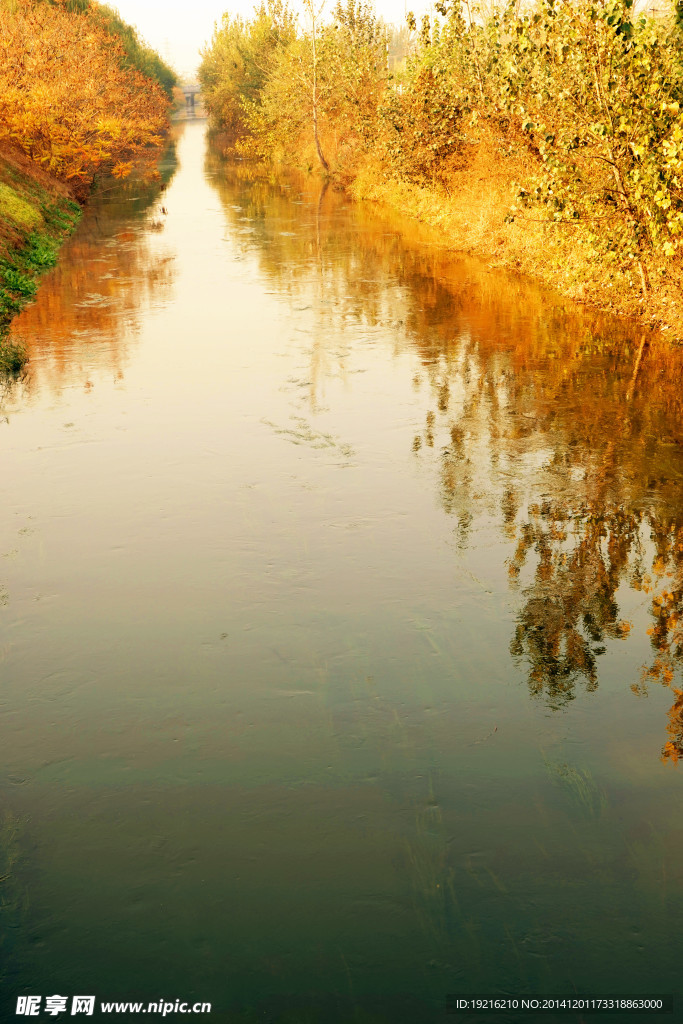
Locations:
0;183;41;231
25;232;59;269
41;198;81;234
1;266;37;299
0;188;81;340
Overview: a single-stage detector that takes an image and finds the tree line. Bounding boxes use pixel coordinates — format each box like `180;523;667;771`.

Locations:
199;0;683;305
0;0;175;192
0;0;175;359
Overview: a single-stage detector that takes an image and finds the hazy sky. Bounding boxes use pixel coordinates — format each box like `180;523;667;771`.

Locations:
111;0;428;78
111;0;666;77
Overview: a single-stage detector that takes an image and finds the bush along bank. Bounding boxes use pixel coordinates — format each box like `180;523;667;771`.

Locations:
0;150;81;372
0;0;176;371
199;0;683;337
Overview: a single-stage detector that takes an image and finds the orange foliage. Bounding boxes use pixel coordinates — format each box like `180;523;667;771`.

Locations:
662;690;683;765
0;0;169;194
636;529;683;762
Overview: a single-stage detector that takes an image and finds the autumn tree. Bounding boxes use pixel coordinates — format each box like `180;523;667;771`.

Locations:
199;0;296;142
202;0;387;175
0;0;171;193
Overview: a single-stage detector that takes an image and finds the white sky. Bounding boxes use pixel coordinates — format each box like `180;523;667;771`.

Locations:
111;0;430;79
111;0;665;81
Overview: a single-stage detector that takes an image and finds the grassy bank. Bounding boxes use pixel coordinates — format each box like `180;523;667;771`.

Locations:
0;146;81;373
350;129;683;338
200;0;683;339
0;0;176;371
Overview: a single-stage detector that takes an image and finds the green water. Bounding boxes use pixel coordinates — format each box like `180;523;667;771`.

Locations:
1;120;682;1023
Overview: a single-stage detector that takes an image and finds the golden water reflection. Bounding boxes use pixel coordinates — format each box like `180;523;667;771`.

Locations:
2;123;683;1020
7;148;178;398
207;156;683;764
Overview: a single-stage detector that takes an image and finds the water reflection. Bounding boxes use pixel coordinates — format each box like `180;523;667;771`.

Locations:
207;155;683;764
2;124;683;1021
6;141;178;399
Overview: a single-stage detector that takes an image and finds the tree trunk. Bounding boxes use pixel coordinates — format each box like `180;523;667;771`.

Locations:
309;8;329;174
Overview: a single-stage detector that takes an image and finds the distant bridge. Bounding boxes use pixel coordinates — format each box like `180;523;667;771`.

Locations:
180;83;201;111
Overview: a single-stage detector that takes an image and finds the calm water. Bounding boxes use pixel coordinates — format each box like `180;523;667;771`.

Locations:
1;119;682;1023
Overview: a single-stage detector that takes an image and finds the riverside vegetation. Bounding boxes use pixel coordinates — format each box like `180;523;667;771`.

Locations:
199;0;683;333
0;0;175;371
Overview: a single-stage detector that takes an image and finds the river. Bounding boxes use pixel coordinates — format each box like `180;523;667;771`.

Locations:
1;119;682;1023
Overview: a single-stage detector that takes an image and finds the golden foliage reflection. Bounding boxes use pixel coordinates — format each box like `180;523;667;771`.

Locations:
8;168;177;394
207;157;683;763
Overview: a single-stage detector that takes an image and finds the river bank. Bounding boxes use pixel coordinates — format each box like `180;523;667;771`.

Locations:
0;145;82;366
349;133;683;342
208;129;681;343
199;0;683;344
0;0;176;369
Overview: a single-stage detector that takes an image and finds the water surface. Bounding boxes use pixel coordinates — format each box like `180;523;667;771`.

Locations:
1;120;683;1023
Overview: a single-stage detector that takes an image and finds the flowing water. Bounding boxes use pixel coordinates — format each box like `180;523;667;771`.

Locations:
1;119;682;1023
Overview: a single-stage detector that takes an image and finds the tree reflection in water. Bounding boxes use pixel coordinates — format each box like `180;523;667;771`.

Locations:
208;155;683;765
428;333;683;763
428;325;683;764
5;142;178;398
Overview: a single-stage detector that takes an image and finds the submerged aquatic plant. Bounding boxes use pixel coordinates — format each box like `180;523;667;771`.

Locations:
0;811;27;987
544;759;608;820
0;336;28;377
